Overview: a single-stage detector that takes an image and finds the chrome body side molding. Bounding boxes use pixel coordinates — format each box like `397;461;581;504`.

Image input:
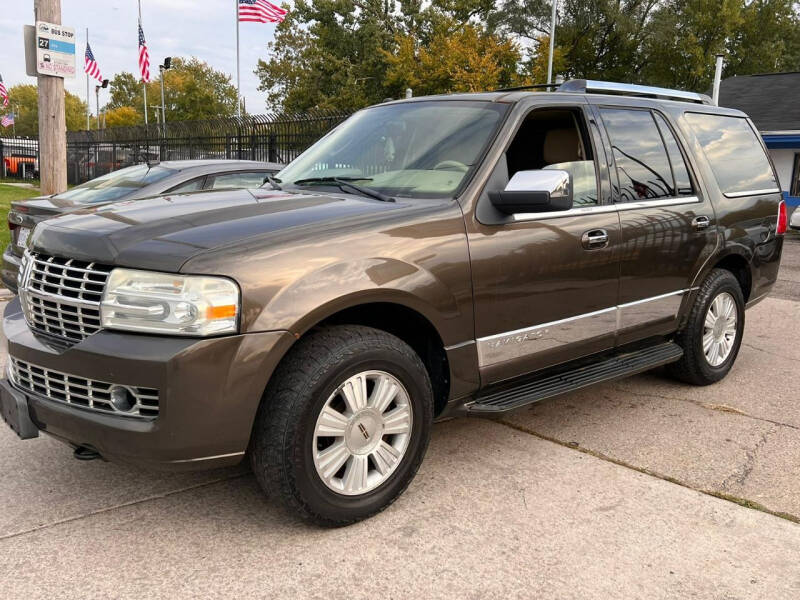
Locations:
476;289;696;367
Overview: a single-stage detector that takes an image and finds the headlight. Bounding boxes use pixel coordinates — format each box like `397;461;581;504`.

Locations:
100;269;240;336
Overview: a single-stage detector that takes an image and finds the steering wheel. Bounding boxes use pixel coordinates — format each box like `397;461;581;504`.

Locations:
433;160;469;173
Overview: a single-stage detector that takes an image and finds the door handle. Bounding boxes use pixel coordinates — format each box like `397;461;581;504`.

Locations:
692;215;711;230
581;229;609;249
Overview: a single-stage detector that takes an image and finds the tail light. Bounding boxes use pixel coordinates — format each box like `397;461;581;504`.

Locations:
777;200;787;235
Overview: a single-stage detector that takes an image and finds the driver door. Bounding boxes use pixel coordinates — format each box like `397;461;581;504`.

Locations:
466;101;621;384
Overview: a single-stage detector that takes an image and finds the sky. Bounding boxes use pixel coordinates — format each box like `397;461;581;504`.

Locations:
0;0;282;115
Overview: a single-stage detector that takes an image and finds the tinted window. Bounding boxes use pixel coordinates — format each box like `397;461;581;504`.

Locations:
792;153;800;197
601;108;675;201
53;164;176;204
168;177;205;193
654;113;693;196
684;113;778;196
209;171;268;190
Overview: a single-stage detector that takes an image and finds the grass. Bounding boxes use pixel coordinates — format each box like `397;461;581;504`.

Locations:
0;183;41;249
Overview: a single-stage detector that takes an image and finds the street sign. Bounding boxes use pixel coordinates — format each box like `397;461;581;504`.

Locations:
35;21;76;78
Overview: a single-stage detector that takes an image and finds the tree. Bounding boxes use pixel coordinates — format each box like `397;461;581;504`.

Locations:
106;57;238;123
103;106;141;128
4;84;89;136
255;0;523;112
384;21;524;96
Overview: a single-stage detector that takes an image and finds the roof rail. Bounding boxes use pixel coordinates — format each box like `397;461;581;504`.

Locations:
558;79;713;105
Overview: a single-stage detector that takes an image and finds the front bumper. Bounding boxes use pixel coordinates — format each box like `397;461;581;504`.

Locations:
2;298;294;470
2;245;21;293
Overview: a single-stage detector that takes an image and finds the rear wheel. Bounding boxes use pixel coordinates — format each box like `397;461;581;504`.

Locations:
250;325;433;526
668;269;745;385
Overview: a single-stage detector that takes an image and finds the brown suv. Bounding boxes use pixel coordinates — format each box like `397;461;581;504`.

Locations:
0;80;788;525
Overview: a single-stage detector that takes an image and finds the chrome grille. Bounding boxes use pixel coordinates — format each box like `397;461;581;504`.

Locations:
8;357;159;418
20;252;113;343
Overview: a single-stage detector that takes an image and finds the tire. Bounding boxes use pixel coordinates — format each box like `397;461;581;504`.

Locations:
668;269;745;386
250;325;434;526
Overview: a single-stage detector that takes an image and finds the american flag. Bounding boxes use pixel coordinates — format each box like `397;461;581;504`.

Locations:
238;0;287;23
84;43;103;82
138;22;151;83
1;113;14;128
0;75;8;107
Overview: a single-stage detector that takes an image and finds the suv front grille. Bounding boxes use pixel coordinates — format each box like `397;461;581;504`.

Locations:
20;252;113;343
8;357;160;418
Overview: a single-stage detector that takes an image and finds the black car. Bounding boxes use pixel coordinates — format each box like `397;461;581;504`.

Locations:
2;159;282;291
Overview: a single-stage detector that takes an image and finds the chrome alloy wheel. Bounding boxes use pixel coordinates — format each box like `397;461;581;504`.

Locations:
703;291;738;367
312;370;413;496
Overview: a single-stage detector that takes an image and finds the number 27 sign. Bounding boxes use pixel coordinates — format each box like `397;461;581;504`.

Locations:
35;21;76;78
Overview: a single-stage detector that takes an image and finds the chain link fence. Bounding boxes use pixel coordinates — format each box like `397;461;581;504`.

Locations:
1;110;350;185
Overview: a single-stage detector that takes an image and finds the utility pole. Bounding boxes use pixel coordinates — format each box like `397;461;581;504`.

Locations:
35;0;67;194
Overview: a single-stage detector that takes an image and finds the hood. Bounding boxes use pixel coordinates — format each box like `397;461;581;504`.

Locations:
31;188;407;272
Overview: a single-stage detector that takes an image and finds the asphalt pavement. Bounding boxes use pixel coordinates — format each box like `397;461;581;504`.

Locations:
1;233;799;599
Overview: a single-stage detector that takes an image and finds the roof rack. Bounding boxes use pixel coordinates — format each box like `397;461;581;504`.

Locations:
558;79;712;105
493;83;560;92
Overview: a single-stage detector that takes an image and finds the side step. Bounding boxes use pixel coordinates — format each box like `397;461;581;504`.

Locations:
467;342;683;415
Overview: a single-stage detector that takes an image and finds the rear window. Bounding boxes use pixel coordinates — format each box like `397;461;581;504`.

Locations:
684;113;778;196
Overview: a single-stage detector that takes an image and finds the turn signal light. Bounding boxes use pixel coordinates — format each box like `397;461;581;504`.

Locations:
777;200;787;235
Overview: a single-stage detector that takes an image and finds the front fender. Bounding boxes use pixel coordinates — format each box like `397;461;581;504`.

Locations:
248;257;466;344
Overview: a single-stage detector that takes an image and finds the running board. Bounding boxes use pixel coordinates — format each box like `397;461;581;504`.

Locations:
467;342;683;415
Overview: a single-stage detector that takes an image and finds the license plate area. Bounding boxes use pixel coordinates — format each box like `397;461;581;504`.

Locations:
16;227;31;249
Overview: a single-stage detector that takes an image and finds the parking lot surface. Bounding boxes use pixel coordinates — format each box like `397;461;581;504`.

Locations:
1;233;799;599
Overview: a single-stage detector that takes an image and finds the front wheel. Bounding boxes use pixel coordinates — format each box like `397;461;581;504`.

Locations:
250;325;433;526
668;269;745;386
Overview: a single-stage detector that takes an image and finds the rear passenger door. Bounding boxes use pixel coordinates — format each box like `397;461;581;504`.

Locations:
593;103;718;345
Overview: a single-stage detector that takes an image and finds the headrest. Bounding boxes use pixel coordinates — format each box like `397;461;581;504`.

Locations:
543;128;582;165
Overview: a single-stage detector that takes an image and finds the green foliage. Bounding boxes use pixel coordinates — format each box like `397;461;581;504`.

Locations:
255;0;523;112
4;84;89;136
257;0;800;112
106;57;238;124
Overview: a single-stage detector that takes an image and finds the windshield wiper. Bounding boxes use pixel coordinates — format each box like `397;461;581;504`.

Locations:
262;174;283;190
292;177;395;203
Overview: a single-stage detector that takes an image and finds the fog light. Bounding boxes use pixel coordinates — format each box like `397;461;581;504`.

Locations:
109;386;136;412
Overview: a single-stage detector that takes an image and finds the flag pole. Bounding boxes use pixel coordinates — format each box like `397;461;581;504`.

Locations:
139;0;148;126
86;28;90;130
235;0;241;119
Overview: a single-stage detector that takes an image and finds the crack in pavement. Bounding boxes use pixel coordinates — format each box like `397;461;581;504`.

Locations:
721;426;776;491
0;471;248;543
495;418;800;525
741;341;800;362
607;384;800;431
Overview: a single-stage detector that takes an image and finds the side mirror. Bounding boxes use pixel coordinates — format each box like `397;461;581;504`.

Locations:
489;170;572;215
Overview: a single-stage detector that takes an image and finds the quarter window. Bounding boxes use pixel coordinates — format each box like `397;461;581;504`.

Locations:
791;153;800;197
684;113;778;196
600;108;676;201
208;171;269;190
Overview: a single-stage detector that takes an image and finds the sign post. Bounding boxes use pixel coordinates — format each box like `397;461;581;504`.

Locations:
34;0;70;195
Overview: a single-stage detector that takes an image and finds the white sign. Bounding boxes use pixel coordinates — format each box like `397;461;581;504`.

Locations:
35;21;76;78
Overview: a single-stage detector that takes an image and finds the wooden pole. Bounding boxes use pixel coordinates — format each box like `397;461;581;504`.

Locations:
35;0;67;194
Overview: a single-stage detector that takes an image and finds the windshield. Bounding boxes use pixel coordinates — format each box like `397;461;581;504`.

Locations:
278;101;508;199
54;164;175;204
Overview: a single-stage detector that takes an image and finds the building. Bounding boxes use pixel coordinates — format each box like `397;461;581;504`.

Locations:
719;72;800;216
